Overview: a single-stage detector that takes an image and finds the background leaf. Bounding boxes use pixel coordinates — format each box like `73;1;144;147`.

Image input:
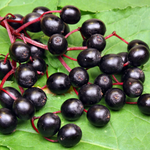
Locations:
0;1;150;150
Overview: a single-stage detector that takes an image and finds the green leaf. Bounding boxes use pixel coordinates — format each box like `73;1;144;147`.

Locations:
0;1;150;150
58;0;150;12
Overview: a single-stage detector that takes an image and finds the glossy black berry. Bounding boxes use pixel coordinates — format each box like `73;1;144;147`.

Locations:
69;67;89;87
0;108;17;134
128;45;149;67
82;38;88;46
123;78;143;98
40;14;65;37
122;67;145;83
79;84;103;106
0;59;12;80
28;39;45;57
15;63;37;88
23;12;41;32
87;34;106;52
99;54;124;74
8;14;23;30
60;5;81;24
47;34;68;56
127;39;149;51
77;48;101;68
117;52;128;64
0;87;21;109
37;113;61;137
12;97;35;120
94;74;113;94
80;19;106;39
137;94;150;115
9;41;31;63
47;72;71;95
105;88;126;111
61;98;84;121
23;87;47;111
57;123;82;147
32;6;50;15
87;104;110;127
63;22;70;36
28;56;46;73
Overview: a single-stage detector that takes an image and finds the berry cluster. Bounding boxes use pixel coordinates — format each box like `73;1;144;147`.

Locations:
0;5;150;148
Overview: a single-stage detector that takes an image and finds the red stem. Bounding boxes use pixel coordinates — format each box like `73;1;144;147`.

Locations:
57;56;71;72
73;87;78;95
15;10;62;33
18;86;24;95
53;110;61;114
65;27;81;38
67;46;87;51
112;75;119;83
105;33;114;40
41;85;47;90
3;53;9;64
123;61;130;67
0;88;17;100
0;69;15;88
126;102;137;104
62;54;77;61
31;117;58;143
112;31;129;44
3;19;15;43
113;82;123;85
46;68;49;79
84;109;87;113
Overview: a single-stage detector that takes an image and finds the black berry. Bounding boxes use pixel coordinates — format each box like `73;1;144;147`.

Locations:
47;72;71;95
61;98;84;121
69;67;89;87
57;123;82;147
37;113;61;137
87;104;110;127
0;108;17;134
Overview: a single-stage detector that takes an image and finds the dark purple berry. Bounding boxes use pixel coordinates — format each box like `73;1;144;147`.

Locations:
122;67;145;83
32;6;50;15
87;104;110;127
8;14;23;30
77;48;101;68
28;39;45;57
94;74;113;94
47;72;71;95
80;19;106;39
87;34;106;52
128;45;149;67
123;78;143;98
79;84;103;106
105;88;126;111
23;87;47;111
47;34;68;56
28;56;46;73
60;5;81;24
69;67;89;87
127;39;149;51
40;14;65;37
15;63;37;88
23;12;41;32
0;108;17;134
57;123;82;147
61;98;84;121
12;97;35;120
99;54;124;74
37;113;61;137
0;59;12;80
137;94;150;115
0;87;21;109
9;41;31;63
